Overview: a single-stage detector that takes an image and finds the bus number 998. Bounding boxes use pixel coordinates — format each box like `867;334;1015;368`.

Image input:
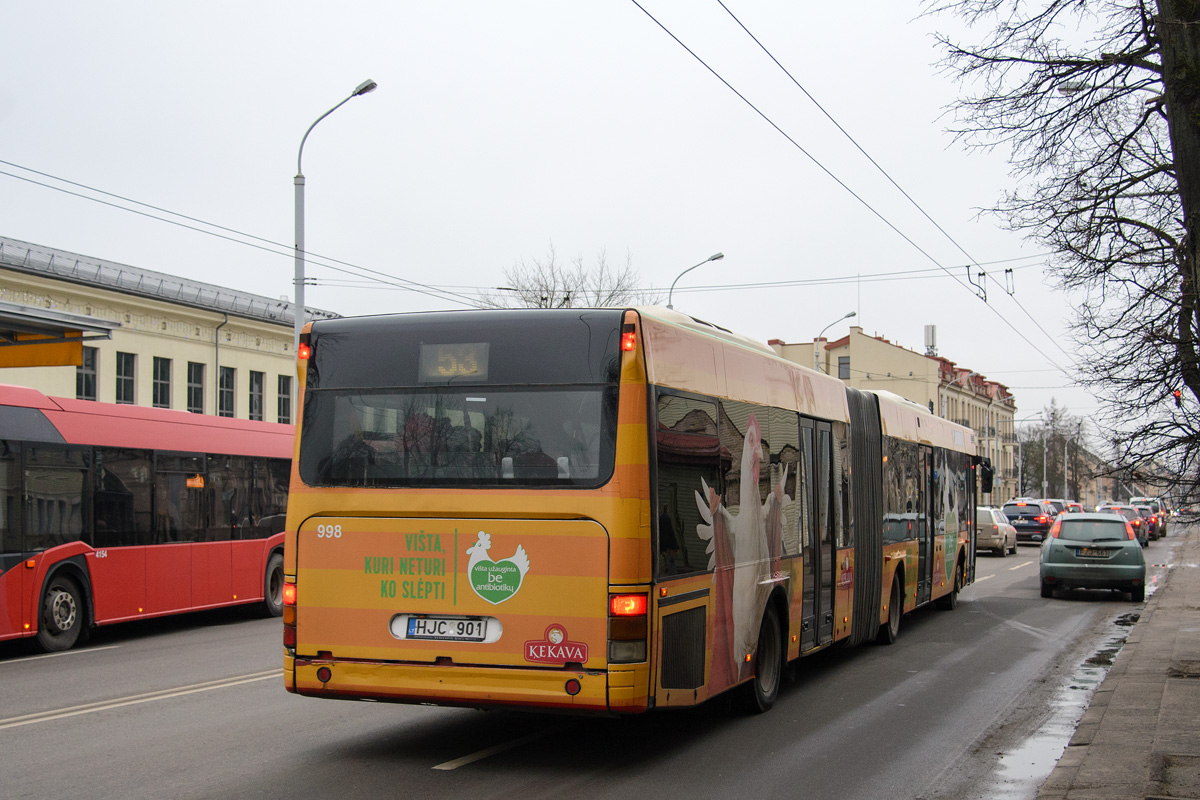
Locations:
317;524;342;539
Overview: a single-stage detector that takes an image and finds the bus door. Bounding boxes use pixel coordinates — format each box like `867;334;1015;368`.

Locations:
799;419;816;651
799;418;835;649
816;421;834;644
917;445;934;606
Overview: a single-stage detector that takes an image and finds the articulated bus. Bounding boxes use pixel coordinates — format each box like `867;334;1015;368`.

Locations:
283;307;985;714
0;385;293;651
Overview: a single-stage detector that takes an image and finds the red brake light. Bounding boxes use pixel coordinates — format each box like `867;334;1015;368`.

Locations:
621;331;636;351
1049;519;1062;538
610;594;647;616
1126;523;1137;540
1035;515;1048;523
297;342;312;360
283;583;297;606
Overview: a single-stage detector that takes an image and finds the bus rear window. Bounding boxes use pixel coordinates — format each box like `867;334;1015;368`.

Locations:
298;309;626;488
299;388;617;487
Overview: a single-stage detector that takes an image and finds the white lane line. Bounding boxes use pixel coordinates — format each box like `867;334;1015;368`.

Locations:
0;645;121;665
1008;562;1034;571
0;669;279;730
975;574;995;582
433;725;563;771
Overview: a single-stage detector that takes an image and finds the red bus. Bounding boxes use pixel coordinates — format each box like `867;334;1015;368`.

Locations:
0;384;293;651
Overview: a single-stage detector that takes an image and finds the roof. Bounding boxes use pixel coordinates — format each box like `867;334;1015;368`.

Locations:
0;235;339;327
0;299;119;346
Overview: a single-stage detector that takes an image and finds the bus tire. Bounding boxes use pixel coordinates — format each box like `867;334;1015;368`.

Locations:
741;604;783;713
877;575;902;645
37;574;83;652
262;552;284;617
937;559;963;611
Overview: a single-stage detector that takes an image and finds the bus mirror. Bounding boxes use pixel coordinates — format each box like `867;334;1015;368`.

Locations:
979;458;994;494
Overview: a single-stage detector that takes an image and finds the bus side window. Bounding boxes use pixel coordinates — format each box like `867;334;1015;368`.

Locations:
655;392;720;576
94;448;153;548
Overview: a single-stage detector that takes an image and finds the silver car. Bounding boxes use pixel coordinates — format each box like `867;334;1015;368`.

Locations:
976;506;1017;556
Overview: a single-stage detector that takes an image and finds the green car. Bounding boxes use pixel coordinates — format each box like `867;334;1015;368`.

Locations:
1040;513;1147;602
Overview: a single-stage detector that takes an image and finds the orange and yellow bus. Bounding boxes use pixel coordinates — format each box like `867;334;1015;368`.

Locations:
283;307;984;714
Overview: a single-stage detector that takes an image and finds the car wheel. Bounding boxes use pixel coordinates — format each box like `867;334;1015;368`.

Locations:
997;543;1007;558
1131;585;1145;602
1040;580;1054;599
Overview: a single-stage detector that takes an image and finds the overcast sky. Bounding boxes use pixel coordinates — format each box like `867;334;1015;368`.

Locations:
0;1;1092;425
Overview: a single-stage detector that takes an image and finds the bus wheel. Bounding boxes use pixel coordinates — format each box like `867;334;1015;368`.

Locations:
937;560;963;611
877;576;902;645
742;605;783;713
262;552;284;617
37;575;83;652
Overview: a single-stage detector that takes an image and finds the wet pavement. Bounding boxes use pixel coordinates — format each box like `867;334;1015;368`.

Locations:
1036;520;1200;799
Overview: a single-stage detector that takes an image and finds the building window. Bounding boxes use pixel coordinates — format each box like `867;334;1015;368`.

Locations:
837;356;850;379
76;347;97;401
152;357;171;408
187;362;205;414
278;375;292;424
219;366;235;418
249;371;264;421
115;352;135;404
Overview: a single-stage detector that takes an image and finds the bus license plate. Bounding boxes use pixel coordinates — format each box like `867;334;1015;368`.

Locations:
407;617;487;642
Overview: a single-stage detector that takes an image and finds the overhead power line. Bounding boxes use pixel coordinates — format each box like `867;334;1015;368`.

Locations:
0;160;478;308
628;0;1071;377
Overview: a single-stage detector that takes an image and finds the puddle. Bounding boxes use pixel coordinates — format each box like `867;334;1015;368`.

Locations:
985;624;1131;798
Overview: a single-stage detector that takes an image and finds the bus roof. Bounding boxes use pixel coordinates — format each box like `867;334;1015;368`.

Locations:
0;384;294;459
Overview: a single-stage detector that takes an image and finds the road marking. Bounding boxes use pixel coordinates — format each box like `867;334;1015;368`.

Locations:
0;669;278;730
433;725;563;770
1008;562;1034;572
0;645;120;666
975;574;995;582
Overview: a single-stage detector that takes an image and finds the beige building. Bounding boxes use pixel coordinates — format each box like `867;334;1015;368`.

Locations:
0;236;338;422
769;326;1018;505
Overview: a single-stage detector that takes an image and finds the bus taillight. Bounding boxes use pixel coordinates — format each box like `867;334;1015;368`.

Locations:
283;581;297;650
608;593;647;663
610;594;646;616
621;323;636;352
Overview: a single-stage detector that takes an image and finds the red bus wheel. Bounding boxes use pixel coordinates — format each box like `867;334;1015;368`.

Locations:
262;553;284;617
37;575;83;652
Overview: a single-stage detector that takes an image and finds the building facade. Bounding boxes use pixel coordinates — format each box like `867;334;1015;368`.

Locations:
769;326;1018;505
0;236;338;422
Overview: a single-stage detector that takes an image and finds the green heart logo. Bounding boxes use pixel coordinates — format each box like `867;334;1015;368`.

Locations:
470;559;524;604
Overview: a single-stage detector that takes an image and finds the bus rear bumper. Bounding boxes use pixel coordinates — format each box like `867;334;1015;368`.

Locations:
289;657;645;714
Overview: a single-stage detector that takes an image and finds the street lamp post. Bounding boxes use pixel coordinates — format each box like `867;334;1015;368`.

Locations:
667;252;724;310
294;78;378;349
814;311;856;373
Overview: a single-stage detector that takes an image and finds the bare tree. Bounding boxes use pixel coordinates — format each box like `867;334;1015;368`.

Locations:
930;0;1200;502
477;244;660;309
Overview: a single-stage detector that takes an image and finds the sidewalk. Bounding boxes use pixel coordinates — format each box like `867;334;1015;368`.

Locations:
1038;521;1200;799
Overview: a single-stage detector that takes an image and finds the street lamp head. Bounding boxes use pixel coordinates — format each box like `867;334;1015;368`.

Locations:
667;251;726;310
709;252;724;262
844;311;856;320
354;79;379;97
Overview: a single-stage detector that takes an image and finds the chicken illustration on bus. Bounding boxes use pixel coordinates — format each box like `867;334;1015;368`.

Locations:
466;530;531;605
695;413;794;690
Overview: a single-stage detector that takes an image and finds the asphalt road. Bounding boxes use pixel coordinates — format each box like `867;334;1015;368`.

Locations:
0;537;1178;800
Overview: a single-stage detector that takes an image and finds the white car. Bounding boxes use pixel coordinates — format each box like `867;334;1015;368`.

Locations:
976;506;1018;556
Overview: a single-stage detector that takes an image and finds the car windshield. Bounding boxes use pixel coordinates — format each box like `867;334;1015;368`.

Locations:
1058;519;1129;543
